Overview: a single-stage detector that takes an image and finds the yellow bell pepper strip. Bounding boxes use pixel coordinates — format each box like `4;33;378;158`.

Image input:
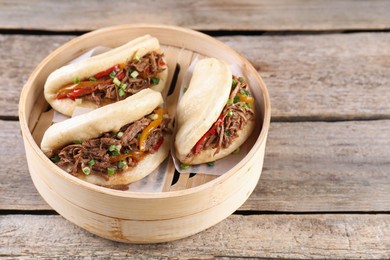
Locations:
139;107;164;151
236;93;254;104
56;78;113;100
109;150;146;163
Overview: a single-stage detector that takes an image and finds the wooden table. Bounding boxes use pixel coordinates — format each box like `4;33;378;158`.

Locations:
1;1;390;258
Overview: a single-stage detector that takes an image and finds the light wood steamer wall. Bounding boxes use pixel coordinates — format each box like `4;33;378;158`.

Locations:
19;25;271;242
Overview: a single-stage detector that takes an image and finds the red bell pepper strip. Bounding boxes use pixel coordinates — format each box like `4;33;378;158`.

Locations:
94;64;119;79
152;137;164;152
66;86;95;100
193;114;225;154
116;71;125;81
56;78;112;100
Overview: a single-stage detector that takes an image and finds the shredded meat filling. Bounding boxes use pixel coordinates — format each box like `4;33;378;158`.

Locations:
52;114;171;181
187;76;255;158
83;51;166;105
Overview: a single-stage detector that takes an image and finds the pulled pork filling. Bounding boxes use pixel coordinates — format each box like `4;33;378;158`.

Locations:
49;110;171;180
187;76;255;159
56;51;166;104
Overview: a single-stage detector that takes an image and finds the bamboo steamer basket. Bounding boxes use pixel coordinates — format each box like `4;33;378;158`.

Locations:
19;24;271;243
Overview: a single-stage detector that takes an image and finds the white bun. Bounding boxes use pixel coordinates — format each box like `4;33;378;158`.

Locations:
178;118;255;164
175;58;232;160
44;34;168;116
41;88;163;156
41;88;170;186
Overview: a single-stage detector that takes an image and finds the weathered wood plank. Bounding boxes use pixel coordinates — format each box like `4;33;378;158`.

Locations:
1;214;389;259
1;0;390;31
1;33;390;119
3;119;390;212
243;119;390;211
0;121;48;209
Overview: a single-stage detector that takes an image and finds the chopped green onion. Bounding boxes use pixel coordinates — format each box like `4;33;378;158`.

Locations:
246;103;252;108
89;77;97;82
233;147;240;154
118;161;126;169
136;133;141;139
107;167;116;175
233;96;240;103
130;70;139;78
120;83;127;90
207;161;215;167
73;140;82;144
151;77;160;85
134;54;140;61
116;144;122;150
227;110;233;117
108;145;116;152
50;155;60;163
118;88;125;97
227;99;233;105
231;79;237;88
149;113;158;120
180;163;190;170
109;71;116;78
88;159;95;166
238;77;245;83
73;77;80;84
224;130;230;136
124;148;130;154
240;89;250;96
82;167;91;175
239;103;246;108
113;77;121;86
183;87;188;93
117;132;124;138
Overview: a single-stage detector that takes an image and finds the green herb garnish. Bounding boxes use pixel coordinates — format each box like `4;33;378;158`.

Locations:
89;77;97;82
73;77;80;84
113;77;121;86
82;167;91;175
180;163;190;170
50;155;60;163
231;79;237;88
130;70;139;78
118;88;125;97
118;161;126;169
207;162;215;167
151;77;160;85
109;71;116;78
107;167;116;175
88;159;95;166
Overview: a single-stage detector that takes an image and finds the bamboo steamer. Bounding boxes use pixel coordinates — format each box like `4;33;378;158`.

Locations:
19;24;271;243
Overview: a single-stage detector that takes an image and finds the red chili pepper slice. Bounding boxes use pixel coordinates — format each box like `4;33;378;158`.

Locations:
116;71;125;81
193;115;224;154
94;64;119;79
66;86;96;100
152;137;164;152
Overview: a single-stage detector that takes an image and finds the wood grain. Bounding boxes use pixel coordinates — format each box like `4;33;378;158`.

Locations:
3;119;390;212
1;214;389;259
0;0;389;32
2;33;390;119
